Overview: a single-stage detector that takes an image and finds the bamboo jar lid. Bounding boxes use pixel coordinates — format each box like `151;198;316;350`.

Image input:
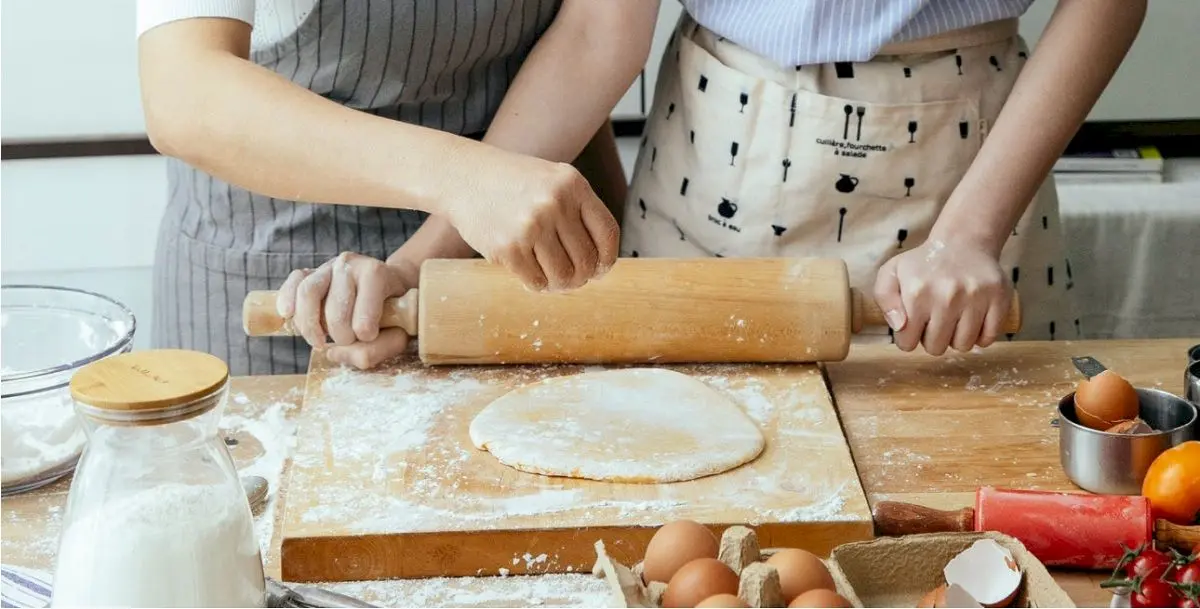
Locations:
70;349;228;414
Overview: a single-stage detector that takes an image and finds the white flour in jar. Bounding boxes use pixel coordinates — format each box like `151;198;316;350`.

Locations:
0;390;86;484
52;482;265;607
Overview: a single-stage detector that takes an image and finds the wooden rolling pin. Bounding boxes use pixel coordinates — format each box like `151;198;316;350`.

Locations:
242;257;1022;365
875;488;1200;570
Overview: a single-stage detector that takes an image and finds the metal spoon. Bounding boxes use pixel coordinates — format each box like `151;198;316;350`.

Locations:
241;475;270;513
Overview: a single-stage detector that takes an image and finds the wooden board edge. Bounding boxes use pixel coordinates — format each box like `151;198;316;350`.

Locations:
280;520;875;583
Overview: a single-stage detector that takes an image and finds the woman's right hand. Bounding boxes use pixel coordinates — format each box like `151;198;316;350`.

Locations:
444;154;620;292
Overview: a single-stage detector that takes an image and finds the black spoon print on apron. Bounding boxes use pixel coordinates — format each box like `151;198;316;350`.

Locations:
843;105;853;139
904;177;915;197
856;107;866;140
782;159;792;182
739;93;749;113
908;120;918;143
837;207;848;242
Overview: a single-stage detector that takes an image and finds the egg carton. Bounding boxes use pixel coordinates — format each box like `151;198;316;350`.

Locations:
590;527;1075;608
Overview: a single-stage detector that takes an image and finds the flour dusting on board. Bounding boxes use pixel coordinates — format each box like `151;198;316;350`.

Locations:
291;364;860;540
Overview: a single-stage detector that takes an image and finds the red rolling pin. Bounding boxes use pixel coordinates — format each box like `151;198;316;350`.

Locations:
874;487;1199;570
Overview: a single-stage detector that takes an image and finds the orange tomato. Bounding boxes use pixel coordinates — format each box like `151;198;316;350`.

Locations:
1142;441;1200;524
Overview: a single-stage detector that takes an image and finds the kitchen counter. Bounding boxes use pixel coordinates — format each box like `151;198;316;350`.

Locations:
4;339;1195;607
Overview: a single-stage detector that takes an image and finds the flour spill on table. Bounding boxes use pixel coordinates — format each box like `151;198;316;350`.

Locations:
221;395;299;555
322;573;610;607
293;364;858;536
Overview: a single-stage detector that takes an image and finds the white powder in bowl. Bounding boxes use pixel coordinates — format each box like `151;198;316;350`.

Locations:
51;482;266;607
0;389;86;485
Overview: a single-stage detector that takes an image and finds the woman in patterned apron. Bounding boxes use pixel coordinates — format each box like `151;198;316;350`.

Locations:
623;0;1145;354
137;0;657;374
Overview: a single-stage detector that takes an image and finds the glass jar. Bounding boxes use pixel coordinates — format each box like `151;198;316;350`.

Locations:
52;349;266;608
0;285;136;495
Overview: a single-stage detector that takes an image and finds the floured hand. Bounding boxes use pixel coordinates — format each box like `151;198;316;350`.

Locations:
874;239;1012;356
276;252;413;369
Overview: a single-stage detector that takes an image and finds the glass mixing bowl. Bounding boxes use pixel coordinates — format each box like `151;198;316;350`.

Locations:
1;285;136;495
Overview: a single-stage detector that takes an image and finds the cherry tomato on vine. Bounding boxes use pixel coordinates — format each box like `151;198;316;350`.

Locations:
1132;578;1180;608
1178;562;1200;585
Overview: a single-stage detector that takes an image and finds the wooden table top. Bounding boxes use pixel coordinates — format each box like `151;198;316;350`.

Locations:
826;337;1197;607
4;338;1194;607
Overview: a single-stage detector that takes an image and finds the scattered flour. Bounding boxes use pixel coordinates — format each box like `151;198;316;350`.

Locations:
52;482;265;607
221;396;299;555
322;573;610;608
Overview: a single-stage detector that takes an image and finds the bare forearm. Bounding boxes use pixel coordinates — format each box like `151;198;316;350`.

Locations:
932;0;1146;255
482;0;657;162
390;1;654;269
140;20;501;215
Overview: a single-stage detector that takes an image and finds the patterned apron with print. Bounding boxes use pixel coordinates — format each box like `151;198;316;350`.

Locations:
152;0;562;375
622;15;1079;343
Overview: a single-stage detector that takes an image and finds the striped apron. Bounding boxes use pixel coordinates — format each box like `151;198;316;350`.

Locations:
151;0;562;376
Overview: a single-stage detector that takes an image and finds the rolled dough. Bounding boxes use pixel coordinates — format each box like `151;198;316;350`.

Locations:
468;368;765;483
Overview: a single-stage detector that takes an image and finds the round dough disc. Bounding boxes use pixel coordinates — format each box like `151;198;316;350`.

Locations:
468;368;765;483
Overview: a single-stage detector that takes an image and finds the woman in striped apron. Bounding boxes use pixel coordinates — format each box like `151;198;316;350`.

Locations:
623;0;1145;354
137;0;656;374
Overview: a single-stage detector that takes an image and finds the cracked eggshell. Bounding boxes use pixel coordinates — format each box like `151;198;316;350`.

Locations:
943;539;1023;608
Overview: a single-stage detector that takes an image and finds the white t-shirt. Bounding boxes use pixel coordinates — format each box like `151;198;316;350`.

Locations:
136;0;315;50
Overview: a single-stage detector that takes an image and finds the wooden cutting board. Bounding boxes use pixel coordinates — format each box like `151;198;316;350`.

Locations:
279;353;873;582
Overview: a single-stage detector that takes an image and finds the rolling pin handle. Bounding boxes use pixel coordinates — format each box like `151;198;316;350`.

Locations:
242;290;420;338
872;501;976;537
851;290;1023;335
1156;519;1200;553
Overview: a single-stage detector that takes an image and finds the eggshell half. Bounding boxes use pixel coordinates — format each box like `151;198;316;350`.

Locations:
943;539;1023;608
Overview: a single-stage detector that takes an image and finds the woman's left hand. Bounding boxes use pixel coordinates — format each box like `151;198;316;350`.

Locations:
277;252;417;369
873;239;1013;355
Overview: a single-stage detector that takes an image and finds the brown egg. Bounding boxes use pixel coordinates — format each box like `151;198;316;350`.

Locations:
1075;371;1140;430
696;593;750;608
788;589;851;608
766;549;835;602
643;520;719;584
663;558;740;608
917;585;947;608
